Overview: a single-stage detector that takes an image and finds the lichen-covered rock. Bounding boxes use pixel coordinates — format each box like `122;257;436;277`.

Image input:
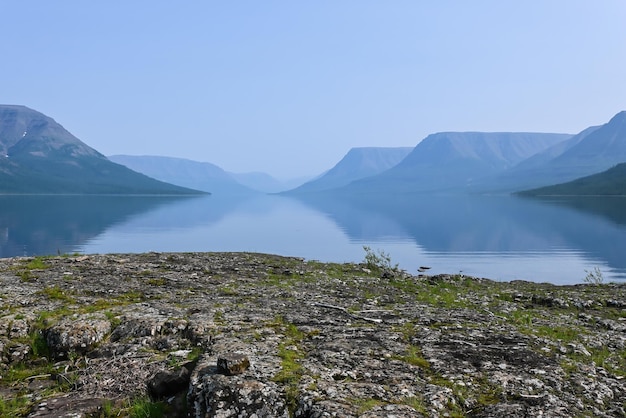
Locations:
9;317;31;339
0;252;624;417
189;374;288;418
217;353;250;376
188;353;287;417
110;310;168;342
8;342;31;363
46;316;111;358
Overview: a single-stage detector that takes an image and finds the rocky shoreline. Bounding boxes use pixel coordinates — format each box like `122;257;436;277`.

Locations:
0;252;625;417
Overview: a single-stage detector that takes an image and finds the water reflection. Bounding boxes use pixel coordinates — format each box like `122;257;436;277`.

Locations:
293;193;626;281
1;193;624;283
527;196;626;227
0;195;199;257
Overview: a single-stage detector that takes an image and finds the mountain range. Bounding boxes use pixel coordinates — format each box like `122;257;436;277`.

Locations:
0;105;201;194
287;147;413;193
481;111;626;192
228;172;311;194
108;156;312;195
108;155;257;196
2;104;626;196
297;111;626;195
321;132;572;194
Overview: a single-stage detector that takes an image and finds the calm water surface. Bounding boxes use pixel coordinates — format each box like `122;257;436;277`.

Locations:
1;194;625;284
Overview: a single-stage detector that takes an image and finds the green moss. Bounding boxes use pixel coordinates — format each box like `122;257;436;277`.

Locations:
10;256;52;281
213;310;226;325
393;345;430;369
104;311;122;330
0;393;31;417
269;316;308;416
29;331;51;358
217;284;239;296
569;346;626;377
80;299;125;313
508;310;534;327
39;285;76;303
25;257;52;270
146;277;167;286
533;325;583;343
117;290;145;303
2;362;56;384
351;398;385;414
397;396;427;414
16;269;36;282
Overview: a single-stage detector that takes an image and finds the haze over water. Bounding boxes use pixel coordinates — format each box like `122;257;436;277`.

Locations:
1;194;624;285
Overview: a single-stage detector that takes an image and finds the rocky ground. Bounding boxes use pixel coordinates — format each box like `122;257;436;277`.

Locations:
0;252;625;417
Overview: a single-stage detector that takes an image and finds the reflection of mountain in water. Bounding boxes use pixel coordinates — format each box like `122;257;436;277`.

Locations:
525;196;626;228
0;195;201;257
293;194;626;272
285;195;412;242
100;195;254;230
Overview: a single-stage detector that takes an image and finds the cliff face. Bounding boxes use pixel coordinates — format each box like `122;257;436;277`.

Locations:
1;252;625;417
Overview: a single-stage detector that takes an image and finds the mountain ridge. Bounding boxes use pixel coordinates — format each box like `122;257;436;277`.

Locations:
108;155;257;195
519;162;626;196
338;132;572;194
478;111;626;192
287;147;413;193
0;105;202;194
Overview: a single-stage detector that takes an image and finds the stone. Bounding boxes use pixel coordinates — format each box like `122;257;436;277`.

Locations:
147;363;192;399
217;353;250;376
45;317;111;358
188;374;288;418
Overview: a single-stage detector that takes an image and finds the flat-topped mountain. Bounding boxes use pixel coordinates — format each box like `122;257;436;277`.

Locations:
109;155;257;196
485;111;626;192
340;132;571;194
287;147;413;193
0;105;201;194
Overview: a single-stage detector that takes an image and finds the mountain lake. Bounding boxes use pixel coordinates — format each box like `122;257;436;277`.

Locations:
1;193;625;285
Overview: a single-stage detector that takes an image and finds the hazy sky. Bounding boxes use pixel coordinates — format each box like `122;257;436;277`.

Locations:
2;1;626;179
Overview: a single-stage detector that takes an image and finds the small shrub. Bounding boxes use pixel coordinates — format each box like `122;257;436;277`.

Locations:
30;331;51;358
583;267;604;285
98;400;117;417
362;246;399;273
127;396;166;418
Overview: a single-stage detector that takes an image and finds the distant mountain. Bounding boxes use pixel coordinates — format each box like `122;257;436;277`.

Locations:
339;132;571;194
108;155;257;196
483;111;626;192
286;147;413;193
519;163;626;196
0;105;201;194
228;171;312;194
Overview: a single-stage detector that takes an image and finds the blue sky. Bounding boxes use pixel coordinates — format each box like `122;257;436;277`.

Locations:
2;1;626;179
